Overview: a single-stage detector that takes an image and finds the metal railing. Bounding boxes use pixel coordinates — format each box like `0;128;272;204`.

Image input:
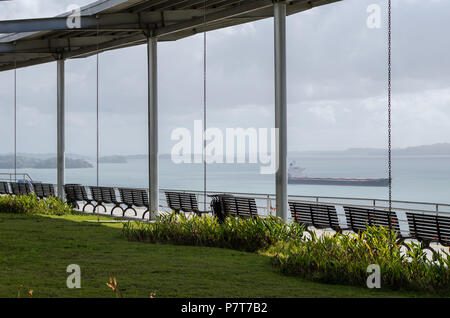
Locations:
0;173;33;183
1;176;449;217
157;188;450;217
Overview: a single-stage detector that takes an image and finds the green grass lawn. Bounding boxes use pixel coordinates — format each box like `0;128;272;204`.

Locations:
0;213;442;298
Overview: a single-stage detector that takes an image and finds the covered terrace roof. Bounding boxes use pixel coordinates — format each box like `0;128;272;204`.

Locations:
0;0;340;71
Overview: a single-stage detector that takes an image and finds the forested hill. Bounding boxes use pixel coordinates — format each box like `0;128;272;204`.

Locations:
0;155;93;169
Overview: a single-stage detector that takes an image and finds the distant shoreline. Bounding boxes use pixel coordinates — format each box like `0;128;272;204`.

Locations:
0;156;93;169
1;143;449;169
2;153;450;170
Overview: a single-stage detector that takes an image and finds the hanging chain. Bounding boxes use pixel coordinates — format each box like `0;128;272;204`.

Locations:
387;0;394;258
203;0;207;212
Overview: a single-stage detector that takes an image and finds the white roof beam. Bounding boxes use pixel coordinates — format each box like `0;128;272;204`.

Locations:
0;35;130;54
0;10;217;34
154;0;273;37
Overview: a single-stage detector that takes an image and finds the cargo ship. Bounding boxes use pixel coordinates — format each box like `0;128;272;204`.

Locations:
288;162;389;187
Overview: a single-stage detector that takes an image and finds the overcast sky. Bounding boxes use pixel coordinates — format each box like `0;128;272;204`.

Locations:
0;0;449;156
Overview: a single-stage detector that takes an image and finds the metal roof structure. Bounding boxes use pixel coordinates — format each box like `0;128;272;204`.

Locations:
0;0;340;72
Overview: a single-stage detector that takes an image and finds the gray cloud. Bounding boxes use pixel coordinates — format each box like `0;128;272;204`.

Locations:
0;0;449;156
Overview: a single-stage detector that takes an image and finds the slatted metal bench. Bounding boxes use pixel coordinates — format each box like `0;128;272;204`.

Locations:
90;186;123;215
0;182;10;195
289;201;343;232
344;206;401;234
220;195;258;219
165;191;208;216
10;182;32;196
32;183;55;199
406;212;450;248
118;188;148;217
64;184;95;211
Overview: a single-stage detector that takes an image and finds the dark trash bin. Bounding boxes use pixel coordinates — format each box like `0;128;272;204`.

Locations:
209;194;234;223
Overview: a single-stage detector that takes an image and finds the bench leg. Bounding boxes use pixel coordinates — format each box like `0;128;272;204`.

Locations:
82;202;94;212
67;200;79;210
419;240;439;258
94;203;107;214
123;206;137;217
111;205;124;216
394;237;412;253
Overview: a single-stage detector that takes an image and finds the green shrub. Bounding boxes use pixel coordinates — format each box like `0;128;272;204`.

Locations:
0;194;74;216
123;213;450;292
122;213;305;252
268;226;450;292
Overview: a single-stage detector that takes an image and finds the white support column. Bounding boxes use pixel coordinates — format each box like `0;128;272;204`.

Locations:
148;37;159;218
57;59;65;198
274;2;288;222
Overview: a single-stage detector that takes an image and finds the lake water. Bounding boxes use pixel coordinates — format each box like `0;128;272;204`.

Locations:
1;155;449;205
